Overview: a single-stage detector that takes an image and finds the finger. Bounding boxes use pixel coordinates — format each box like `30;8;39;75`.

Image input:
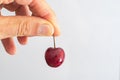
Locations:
0;4;16;55
15;5;31;16
16;5;31;45
17;36;27;45
0;0;32;5
0;0;14;4
15;0;32;5
0;4;4;10
3;1;32;11
1;38;16;55
4;2;20;11
0;16;54;39
29;0;60;36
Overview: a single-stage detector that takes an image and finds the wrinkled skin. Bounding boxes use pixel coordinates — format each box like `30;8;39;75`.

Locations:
0;0;60;54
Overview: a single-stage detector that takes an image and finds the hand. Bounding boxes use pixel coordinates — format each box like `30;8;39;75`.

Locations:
0;0;60;55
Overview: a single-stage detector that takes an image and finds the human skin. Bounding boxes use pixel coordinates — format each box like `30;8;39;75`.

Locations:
0;0;60;54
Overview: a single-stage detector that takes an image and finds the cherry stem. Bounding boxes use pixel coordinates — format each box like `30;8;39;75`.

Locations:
53;36;56;48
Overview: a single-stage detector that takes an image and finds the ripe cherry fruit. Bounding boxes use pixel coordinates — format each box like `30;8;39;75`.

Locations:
45;36;65;68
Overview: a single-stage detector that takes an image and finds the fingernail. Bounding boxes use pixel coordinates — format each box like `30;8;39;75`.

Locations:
38;24;53;36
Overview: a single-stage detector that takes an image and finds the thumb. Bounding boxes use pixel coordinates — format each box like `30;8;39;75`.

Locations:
0;16;54;39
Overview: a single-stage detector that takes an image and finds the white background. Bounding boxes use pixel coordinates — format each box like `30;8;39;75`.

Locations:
0;0;120;80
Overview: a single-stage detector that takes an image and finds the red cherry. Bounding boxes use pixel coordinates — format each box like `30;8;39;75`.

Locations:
45;47;65;68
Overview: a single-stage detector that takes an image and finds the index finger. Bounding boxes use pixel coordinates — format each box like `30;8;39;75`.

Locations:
29;0;60;36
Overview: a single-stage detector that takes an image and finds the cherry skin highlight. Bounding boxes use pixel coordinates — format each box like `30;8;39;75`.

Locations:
45;47;65;68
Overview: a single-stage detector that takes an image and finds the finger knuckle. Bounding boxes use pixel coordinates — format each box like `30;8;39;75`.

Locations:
17;18;30;36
